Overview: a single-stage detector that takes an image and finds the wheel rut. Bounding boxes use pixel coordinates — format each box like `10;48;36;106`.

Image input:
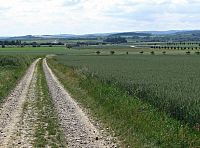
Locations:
0;58;117;148
43;58;117;148
0;59;40;148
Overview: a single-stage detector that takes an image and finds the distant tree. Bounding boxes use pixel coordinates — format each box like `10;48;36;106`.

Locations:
96;51;101;55
104;37;127;44
23;42;27;46
140;51;144;54
11;40;15;46
16;40;21;46
126;52;129;55
162;51;166;55
66;44;73;49
110;51;115;55
186;51;190;55
32;42;37;47
150;51;155;55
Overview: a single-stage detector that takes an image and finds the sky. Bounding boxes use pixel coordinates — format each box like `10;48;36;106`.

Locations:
0;0;200;36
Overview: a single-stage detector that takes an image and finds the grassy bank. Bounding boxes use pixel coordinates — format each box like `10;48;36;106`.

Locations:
34;60;66;147
47;57;200;147
0;55;33;104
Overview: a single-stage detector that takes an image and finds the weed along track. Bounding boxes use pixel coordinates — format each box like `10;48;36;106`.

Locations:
34;60;65;147
43;58;116;147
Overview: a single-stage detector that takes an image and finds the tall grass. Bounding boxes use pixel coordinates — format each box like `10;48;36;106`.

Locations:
0;55;31;67
48;58;200;147
55;55;200;127
0;55;34;103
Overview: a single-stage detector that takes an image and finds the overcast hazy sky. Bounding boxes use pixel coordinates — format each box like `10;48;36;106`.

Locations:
0;0;199;36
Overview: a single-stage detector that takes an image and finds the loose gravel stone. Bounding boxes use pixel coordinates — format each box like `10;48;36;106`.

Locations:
0;59;39;148
43;58;117;148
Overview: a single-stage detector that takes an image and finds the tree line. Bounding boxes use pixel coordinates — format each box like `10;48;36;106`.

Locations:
0;40;64;48
151;46;200;50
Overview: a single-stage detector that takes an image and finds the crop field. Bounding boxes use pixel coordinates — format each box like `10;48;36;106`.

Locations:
1;44;199;57
0;46;66;55
55;54;200;127
0;46;200;147
2;0;200;147
0;55;33;103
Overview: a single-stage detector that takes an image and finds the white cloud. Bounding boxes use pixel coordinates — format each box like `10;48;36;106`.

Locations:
0;0;200;36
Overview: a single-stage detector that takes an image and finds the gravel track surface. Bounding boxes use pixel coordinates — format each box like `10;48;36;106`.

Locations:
8;62;39;147
43;58;117;148
0;58;117;148
0;59;39;148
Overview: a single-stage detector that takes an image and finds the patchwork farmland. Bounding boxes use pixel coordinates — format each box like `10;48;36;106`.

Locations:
0;36;200;147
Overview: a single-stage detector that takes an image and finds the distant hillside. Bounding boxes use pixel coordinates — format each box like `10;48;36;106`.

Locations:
0;33;113;40
175;30;200;36
37;34;76;38
8;35;41;40
137;30;188;35
1;30;200;42
109;32;151;37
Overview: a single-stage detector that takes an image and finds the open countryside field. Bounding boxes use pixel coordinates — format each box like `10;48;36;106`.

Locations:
0;46;66;55
48;54;200;146
0;54;118;147
0;45;200;147
54;54;200;126
2;0;200;147
1;43;200;56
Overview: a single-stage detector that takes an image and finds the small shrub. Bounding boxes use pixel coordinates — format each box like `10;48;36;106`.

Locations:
126;52;129;55
140;51;144;54
150;51;155;55
195;51;200;55
186;51;190;55
162;51;166;55
110;51;115;55
96;51;101;55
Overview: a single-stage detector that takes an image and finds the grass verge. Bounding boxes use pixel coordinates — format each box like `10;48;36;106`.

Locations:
0;55;33;104
47;57;200;147
34;60;66;147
